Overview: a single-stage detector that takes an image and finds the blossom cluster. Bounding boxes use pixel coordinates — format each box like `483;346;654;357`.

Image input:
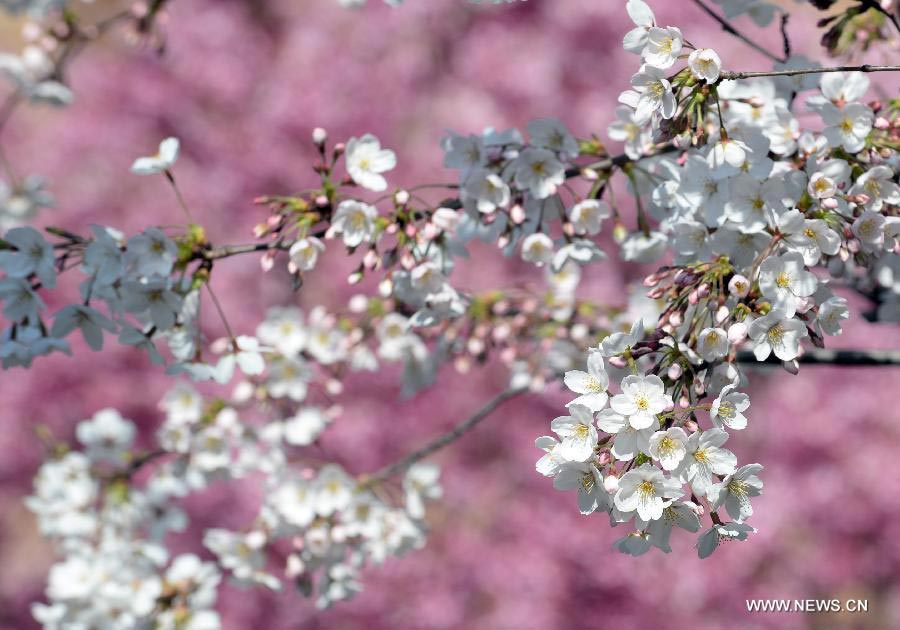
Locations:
27;382;442;626
1;0;899;625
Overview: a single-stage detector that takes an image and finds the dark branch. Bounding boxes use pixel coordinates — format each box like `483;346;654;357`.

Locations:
360;387;526;487
737;348;900;367
720;64;900;81
691;0;786;63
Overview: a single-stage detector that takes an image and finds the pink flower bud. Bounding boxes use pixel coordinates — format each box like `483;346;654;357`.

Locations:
260;251;276;272
679;395;690;409
363;249;380;270
715;305;730;324
312;127;328;144
603;474;619;492
668;311;683;327
422;223;440;241
668;363;683;379
728;274;750;298
394;190;410;205
684;420;699;433
727;322;748;343
821;197;839;209
597;451;611;466
510;204;526;224
875;116;890;130
315;195;329;207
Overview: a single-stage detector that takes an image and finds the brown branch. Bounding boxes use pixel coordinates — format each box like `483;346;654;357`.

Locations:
359;387;526;487
691;0;786;63
719;64;900;81
737;348;900;367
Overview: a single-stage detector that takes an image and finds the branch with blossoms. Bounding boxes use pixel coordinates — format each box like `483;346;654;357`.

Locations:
2;0;900;627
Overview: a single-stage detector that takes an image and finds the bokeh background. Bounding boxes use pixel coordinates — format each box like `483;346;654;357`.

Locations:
1;0;900;628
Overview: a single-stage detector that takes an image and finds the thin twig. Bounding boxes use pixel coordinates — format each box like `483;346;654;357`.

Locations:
164;170;196;223
779;13;791;60
719;64;900;81
360;387;527;487
737;348;900;367
691;0;786;63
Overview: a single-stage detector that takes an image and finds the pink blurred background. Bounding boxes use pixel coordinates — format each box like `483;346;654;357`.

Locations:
1;0;900;628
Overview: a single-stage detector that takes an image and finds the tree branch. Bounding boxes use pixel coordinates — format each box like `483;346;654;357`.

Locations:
691;0;786;63
719;64;900;81
737;348;900;367
359;387;526;487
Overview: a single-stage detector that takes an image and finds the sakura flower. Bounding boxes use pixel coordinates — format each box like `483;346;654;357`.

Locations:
403;462;442;519
597;408;657;461
613;531;652;557
125;228;178;277
674;428;737;495
599;319;644;357
648;426;688;471
553;461;609;515
697;327;729;362
0;226;56;287
331;200;377;248
622;66;676;125
267;357;312;401
849;165;900;212
0;278;43;324
567;199;611;236
441;132;485;174
696;522;755;558
710;463;764;522
550;404;598;462
614;464;683;522
610;374;672;430
289;237;326;273
563;351;609;411
283;407;330;445
256;306;307;356
851;210;886;250
819;71;869;105
50;305;116;351
688;48;721;83
758;252;817;317
534;435;564;477
514;148;566;199
520;232;555;266
817;296;849;336
707;137;749;173
643;26;683;69
345;133;396;191
747;309;808;361
710;382;750;430
527;117;579;158
820;102;873;153
607;105;653;160
313;464;354;516
462;168;510;214
76;408;136;462
203;529;281;590
638;500;701;553
623;0;656;54
130;137;180;175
